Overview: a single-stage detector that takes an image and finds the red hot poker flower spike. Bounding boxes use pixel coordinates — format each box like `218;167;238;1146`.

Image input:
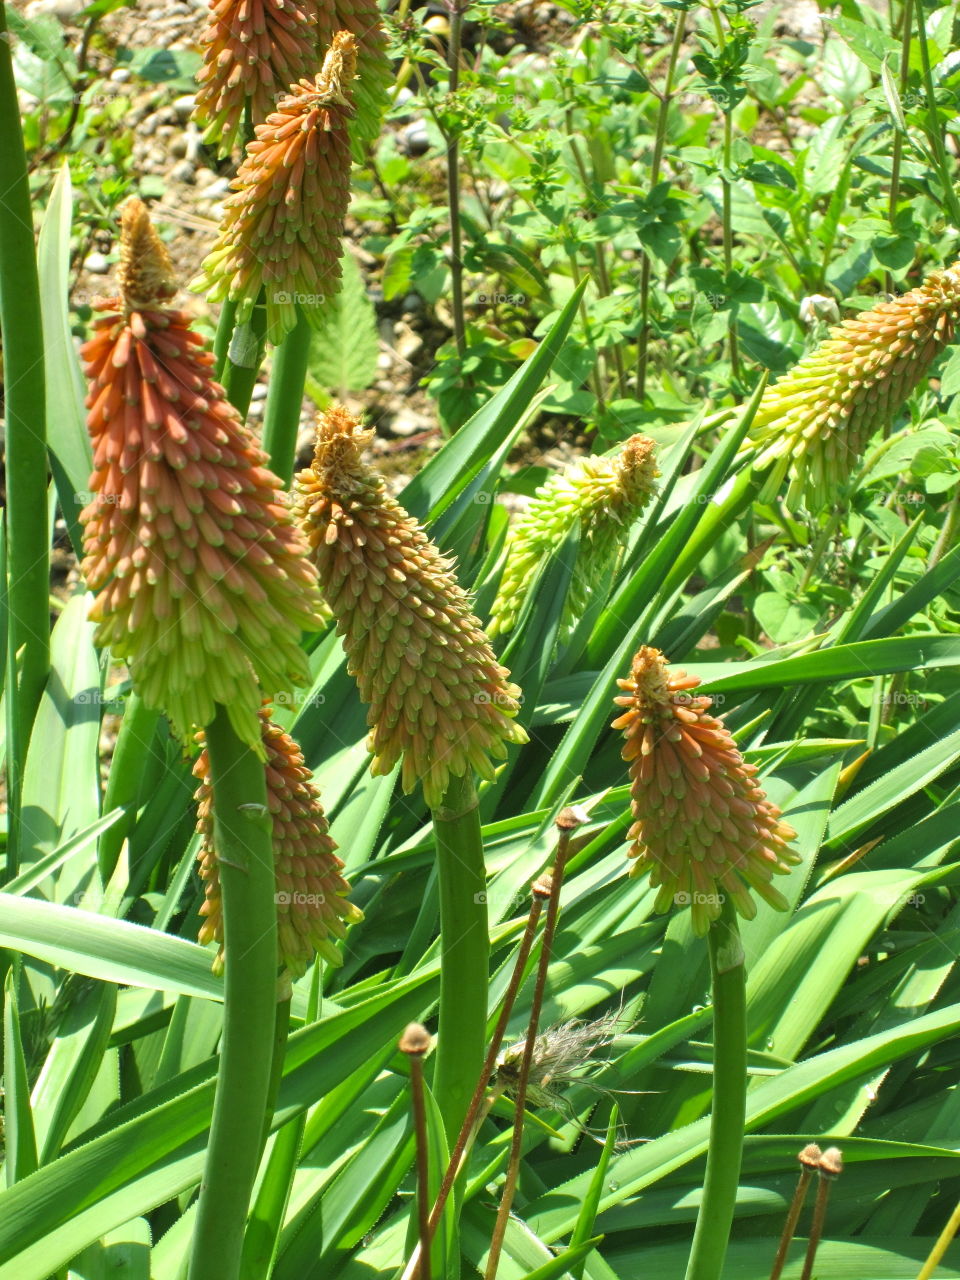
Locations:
613;646;800;935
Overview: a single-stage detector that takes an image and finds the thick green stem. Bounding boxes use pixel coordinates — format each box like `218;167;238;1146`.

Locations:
187;706;278;1280
98;692;160;881
221;296;267;421
213;299;239;382
262;305;311;486
432;773;488;1146
684;897;747;1280
0;0;51;866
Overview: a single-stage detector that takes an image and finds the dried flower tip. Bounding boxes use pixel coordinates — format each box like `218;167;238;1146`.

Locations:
818;1147;844;1178
613;645;800;935
399;1022;432;1057
81;206;326;749
489;435;659;640
556;805;589;832
193;32;358;344
316;0;392;155
532;870;553;899
746;263;960;510
798;1142;823;1170
195;706;362;977
117;198;176;311
194;0;318;155
295;406;528;809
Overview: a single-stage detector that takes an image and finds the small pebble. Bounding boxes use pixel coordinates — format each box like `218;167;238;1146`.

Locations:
173;93;196;122
388;410;422;437
84;252;111;275
251;383;268;402
169;160;196;183
401;121;430;157
110;68;132;83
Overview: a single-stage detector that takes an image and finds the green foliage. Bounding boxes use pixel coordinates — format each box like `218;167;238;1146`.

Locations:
7;2;960;1278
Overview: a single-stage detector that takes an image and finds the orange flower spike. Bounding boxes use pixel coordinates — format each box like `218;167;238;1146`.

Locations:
195;707;362;977
295;406;527;809
193;31;358;345
195;0;318;155
80;199;326;751
613;646;800;935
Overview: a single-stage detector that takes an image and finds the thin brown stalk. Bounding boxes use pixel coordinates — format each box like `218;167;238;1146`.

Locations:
768;1144;822;1280
403;877;548;1280
401;1024;434;1280
483;810;580;1280
799;1148;843;1280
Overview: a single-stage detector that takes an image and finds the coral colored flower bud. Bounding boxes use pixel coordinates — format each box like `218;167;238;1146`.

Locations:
195;0;319;155
195;707;362;977
295;406;528;809
80;199;326;750
193;31;358;344
613;646;799;935
489;435;659;640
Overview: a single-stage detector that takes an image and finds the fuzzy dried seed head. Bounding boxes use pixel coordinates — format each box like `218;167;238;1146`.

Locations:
613;646;800;935
799;1142;824;1169
295;406;528;809
818;1147;844;1178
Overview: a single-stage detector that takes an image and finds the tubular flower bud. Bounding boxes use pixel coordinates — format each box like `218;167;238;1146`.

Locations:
746;263;960;510
194;707;362;977
294;406;528;809
612;646;800;936
315;0;392;155
192;31;358;345
194;0;318;155
488;435;659;641
80;199;325;750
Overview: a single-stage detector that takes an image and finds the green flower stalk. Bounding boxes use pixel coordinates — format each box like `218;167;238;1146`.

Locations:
316;0;392;155
194;705;362;979
613;646;799;935
488;435;659;641
193;31;357;345
194;0;318;155
747;262;960;509
295;406;527;809
80;199;325;751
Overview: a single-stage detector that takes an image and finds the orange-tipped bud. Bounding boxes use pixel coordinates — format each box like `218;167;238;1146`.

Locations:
193;32;358;344
613;646;800;935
